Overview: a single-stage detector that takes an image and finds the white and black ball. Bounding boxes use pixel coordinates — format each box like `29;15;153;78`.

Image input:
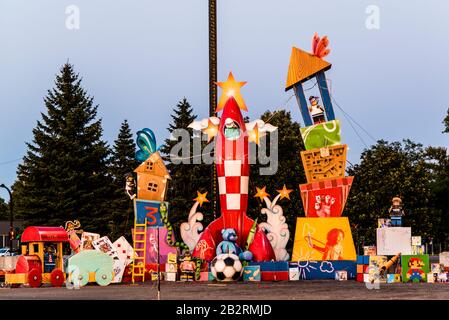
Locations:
211;253;243;281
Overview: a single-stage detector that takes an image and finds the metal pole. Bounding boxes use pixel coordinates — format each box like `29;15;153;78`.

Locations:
0;184;13;253
157;226;161;300
209;0;218;219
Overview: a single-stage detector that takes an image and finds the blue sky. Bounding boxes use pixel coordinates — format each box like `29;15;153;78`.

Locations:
1;0;448;199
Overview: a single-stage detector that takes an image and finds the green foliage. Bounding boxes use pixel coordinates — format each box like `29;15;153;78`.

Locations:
444;107;449;133
12;63;112;235
109;120;139;241
0;197;8;220
248;110;305;253
160;98;211;239
426;146;449;245
346;140;440;247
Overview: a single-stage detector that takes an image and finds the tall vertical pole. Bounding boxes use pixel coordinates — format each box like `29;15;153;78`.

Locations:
157;226;161;300
209;0;218;219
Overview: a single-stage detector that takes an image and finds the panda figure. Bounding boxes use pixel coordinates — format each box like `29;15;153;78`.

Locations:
216;228;253;261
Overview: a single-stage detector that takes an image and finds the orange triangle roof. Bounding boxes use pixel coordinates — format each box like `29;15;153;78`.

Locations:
285;47;331;91
134;151;171;179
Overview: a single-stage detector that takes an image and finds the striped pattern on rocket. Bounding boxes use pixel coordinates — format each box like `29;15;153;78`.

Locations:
191;97;275;262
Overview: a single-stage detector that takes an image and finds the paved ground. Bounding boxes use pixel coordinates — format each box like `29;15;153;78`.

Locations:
0;281;448;300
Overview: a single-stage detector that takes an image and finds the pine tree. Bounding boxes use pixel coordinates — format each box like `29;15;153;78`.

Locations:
12;63;112;235
444;107;449;133
160;98;211;238
0;197;8;220
109;120;138;241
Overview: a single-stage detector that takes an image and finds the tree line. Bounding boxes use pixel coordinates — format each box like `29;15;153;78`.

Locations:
1;63;448;252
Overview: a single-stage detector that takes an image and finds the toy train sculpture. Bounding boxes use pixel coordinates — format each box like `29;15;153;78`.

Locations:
3;226;114;288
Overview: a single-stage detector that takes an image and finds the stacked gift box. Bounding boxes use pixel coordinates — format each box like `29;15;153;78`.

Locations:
164;253;178;282
356;255;370;283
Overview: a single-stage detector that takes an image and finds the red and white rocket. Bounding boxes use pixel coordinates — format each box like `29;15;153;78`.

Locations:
189;75;276;262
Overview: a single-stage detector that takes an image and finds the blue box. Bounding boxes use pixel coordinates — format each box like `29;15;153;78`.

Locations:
356;255;364;265
249;261;289;272
134;199;166;227
363;256;370;265
243;265;261;281
296;260;357;280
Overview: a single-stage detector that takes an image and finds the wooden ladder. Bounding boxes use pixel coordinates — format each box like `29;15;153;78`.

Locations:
132;218;147;283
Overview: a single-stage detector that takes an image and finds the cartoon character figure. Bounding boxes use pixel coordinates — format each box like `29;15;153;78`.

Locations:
125;173;136;200
216;228;253;261
179;251;196;281
223;118;240;139
308;96;326;124
389;197;405;227
406;257;425;283
64;220;83;253
314;194;336;217
306;228;345;260
44;246;56;273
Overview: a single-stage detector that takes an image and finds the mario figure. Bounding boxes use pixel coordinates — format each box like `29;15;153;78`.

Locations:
406;257;425;283
44;246;56;273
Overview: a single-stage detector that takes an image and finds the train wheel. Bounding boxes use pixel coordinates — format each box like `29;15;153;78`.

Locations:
28;269;42;288
67;265;89;288
50;269;65;287
95;267;113;286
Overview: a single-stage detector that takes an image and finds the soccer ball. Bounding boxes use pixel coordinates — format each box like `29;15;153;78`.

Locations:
211;253;243;281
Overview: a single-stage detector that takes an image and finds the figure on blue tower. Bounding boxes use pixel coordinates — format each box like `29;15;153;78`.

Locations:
308;96;326;124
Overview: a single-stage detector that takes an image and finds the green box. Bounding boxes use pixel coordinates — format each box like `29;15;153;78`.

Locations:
300;120;341;150
401;255;430;283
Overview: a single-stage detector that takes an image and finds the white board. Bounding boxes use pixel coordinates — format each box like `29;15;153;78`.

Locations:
440;252;449;267
376;227;411;255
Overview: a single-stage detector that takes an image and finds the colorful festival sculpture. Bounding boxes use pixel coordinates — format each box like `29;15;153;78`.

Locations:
289;34;357;262
188;72;277;262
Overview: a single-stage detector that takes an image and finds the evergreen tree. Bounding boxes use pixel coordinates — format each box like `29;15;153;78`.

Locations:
109;120;138;241
12;63;112;235
0;197;7;220
248;110;305;253
160;98;211;239
444;107;449;133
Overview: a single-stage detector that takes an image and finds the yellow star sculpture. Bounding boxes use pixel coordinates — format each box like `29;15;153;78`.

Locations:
254;186;269;202
203;119;219;142
247;123;261;145
277;185;293;200
194;191;209;207
216;72;248;112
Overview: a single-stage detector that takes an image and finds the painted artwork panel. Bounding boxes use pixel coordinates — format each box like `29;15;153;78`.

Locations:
401;254;430;283
300;177;353;217
292;217;356;261
376;227;412;256
300;120;341;150
293;260;356;280
134;199;168;228
145;227;178;264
